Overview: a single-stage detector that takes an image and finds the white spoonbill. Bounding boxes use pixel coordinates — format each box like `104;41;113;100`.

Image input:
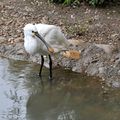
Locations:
23;23;80;80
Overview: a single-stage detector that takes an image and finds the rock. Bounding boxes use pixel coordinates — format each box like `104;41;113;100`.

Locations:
0;36;7;43
112;81;120;88
24;6;34;12
68;39;85;46
111;33;119;38
17;49;25;55
118;70;120;75
99;67;105;74
14;37;23;43
86;64;99;76
0;45;6;53
95;44;115;54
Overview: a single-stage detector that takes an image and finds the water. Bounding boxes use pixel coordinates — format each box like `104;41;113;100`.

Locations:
0;57;120;120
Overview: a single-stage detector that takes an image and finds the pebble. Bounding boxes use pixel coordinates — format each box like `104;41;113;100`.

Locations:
118;70;120;75
99;67;105;74
14;37;23;43
0;36;7;43
112;81;120;88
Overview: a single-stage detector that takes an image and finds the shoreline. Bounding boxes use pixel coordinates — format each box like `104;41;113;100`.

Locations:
0;40;120;88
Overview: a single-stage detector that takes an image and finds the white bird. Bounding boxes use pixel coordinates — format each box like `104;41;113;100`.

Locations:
23;23;70;80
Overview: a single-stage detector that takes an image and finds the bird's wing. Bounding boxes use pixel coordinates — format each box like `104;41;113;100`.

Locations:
35;24;56;37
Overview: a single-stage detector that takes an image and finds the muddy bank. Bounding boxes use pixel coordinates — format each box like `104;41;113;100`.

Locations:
0;39;120;87
0;0;120;87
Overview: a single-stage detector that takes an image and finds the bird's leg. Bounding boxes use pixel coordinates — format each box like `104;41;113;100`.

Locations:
49;55;52;80
39;55;44;77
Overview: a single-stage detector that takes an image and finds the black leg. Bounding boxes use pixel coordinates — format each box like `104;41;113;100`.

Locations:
39;55;44;77
49;55;52;80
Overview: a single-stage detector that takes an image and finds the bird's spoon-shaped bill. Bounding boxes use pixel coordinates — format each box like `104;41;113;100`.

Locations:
48;47;54;54
32;31;54;53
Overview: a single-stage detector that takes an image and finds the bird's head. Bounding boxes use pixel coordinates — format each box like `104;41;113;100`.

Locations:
23;23;54;54
23;23;38;37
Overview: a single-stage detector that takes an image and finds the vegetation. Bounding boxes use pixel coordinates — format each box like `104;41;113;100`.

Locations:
86;0;105;6
49;0;80;5
49;0;115;6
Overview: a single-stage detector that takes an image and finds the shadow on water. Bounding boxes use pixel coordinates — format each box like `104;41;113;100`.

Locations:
0;57;120;120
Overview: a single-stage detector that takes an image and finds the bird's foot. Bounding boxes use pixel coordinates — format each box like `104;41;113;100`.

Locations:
49;76;53;81
39;73;42;79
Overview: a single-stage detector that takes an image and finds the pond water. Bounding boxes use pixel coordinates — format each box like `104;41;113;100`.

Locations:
0;57;120;120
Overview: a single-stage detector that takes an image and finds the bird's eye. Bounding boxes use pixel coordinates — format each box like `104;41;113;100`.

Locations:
32;31;34;33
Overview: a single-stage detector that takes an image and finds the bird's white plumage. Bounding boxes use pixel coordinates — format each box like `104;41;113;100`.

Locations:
23;23;69;56
35;24;69;52
23;23;80;79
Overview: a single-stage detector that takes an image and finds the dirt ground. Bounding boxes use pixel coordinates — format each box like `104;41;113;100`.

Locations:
1;0;120;45
0;0;120;87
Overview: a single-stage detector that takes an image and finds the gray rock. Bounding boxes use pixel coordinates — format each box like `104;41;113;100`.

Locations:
95;44;115;54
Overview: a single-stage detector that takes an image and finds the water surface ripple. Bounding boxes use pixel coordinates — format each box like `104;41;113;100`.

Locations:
0;57;120;120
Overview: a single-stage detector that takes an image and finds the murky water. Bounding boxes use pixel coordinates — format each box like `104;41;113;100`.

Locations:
0;57;120;120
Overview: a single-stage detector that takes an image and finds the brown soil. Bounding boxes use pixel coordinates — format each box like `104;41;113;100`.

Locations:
0;0;120;47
